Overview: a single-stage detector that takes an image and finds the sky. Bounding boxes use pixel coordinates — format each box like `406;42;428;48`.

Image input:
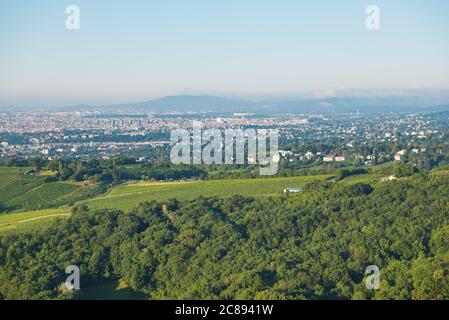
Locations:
0;0;449;107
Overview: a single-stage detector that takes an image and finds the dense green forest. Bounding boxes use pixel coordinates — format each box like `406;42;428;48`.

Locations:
0;173;448;300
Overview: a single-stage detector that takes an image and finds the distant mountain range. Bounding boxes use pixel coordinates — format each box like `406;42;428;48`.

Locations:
52;95;449;115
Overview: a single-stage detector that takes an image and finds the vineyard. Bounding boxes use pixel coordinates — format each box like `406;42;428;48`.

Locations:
339;173;383;186
83;175;332;212
0;167;107;211
0;168;45;204
0;167;387;233
5;183;79;210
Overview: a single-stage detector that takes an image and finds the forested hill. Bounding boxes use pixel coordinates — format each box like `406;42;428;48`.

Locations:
0;173;448;300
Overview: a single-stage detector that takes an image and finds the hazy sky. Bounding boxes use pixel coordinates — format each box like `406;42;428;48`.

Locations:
1;0;449;107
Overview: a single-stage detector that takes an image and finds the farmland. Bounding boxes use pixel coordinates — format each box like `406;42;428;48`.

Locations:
339;173;383;186
0;167;106;211
83;175;332;212
0;167;45;205
0;168;388;232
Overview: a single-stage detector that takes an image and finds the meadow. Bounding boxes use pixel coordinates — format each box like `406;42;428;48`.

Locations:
0;208;70;233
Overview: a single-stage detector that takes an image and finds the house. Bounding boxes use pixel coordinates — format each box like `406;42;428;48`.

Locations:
305;151;314;160
335;156;346;162
323;156;334;162
394;154;404;161
284;188;303;193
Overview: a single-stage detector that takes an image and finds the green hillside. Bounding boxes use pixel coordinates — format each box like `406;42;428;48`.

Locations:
0;208;70;233
83;175;332;212
0;167;45;205
1;173;448;300
0;169;388;233
0;167;106;211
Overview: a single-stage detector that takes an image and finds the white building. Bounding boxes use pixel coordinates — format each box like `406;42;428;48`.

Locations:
305;152;314;160
284;188;303;193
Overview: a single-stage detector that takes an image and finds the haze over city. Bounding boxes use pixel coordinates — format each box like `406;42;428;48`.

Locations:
1;0;449;108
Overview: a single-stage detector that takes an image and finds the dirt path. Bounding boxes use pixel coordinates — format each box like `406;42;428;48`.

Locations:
0;213;70;229
16;213;70;224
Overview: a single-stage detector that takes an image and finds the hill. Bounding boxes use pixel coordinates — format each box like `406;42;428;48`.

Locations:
54;95;449;115
1;173;448;300
58;95;251;113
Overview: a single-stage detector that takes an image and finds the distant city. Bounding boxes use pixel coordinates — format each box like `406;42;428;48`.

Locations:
1;105;448;171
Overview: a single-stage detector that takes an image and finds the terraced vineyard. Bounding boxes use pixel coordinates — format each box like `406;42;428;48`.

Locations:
50;184;108;207
83;175;332;212
5;183;79;210
0;168;45;204
430;169;449;176
339;173;383;186
0;167;107;211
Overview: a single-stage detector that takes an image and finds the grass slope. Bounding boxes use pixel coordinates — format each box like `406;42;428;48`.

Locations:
0;208;70;233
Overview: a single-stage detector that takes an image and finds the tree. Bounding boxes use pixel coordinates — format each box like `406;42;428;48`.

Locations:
393;163;415;177
411;255;449;300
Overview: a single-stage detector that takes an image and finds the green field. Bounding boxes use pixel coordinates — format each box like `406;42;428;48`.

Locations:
83;175;332;212
0;208;70;233
1;168;388;232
